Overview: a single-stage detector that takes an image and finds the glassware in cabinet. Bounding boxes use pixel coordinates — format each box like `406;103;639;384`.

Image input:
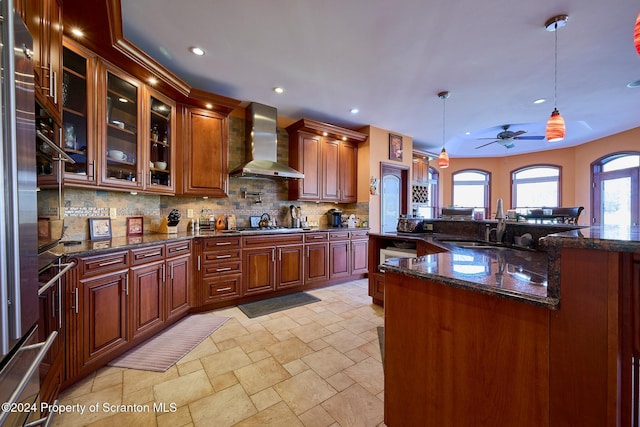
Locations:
61;43;94;183
103;69;141;187
147;91;175;192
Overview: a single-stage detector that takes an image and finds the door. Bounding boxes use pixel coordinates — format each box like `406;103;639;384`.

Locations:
381;163;409;233
243;247;275;295
593;167;639;226
130;262;164;340
322;138;340;201
276;245;304;289
81;271;128;366
166;255;190;321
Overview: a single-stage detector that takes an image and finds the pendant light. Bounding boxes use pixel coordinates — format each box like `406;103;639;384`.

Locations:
545;15;568;142
635;12;640;56
437;91;450;168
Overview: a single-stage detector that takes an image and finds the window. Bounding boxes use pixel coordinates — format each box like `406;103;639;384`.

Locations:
452;170;490;217
512;165;560;209
592;153;640;226
381;163;409;233
415;167;439;218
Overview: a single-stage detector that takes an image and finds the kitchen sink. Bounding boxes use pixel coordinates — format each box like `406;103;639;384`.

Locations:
439;240;513;250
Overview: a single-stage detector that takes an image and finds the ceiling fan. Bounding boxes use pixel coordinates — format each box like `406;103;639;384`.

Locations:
475;125;545;149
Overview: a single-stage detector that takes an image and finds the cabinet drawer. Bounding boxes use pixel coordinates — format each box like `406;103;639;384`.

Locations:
243;234;303;247
203;236;241;250
130;244;165;266
203;260;242;276
79;251;128;276
349;230;369;240
204;249;241;263
304;232;328;243
166;240;191;258
203;274;242;302
329;230;350;241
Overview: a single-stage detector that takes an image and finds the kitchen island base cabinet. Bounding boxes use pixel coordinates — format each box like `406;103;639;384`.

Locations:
384;271;550;426
129;261;165;341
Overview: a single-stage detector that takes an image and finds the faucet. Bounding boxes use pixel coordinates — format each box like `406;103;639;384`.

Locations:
485;219;506;243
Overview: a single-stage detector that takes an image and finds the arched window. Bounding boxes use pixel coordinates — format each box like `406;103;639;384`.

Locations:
511;165;561;209
592;152;640;226
452;170;490;217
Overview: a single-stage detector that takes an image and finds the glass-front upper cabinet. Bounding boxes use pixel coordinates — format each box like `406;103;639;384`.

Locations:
101;66;141;189
35;103;60;187
61;41;95;185
147;90;175;193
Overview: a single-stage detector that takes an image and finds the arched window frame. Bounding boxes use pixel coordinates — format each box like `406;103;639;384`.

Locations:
451;169;491;218
511;164;562;210
591;151;640;226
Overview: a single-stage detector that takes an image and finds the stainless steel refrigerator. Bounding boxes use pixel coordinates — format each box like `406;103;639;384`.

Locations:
0;2;56;425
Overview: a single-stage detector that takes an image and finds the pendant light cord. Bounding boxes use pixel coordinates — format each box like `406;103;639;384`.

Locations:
442;96;446;150
553;21;558;108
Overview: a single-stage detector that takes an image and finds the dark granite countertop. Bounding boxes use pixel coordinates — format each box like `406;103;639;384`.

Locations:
377;233;555;309
539;225;640;252
50;227;369;257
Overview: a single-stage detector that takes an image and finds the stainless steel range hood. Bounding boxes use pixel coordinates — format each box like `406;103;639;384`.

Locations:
229;103;304;179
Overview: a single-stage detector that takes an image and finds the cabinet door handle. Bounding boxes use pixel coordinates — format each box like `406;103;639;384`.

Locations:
173;246;189;252
141;251;162;258
162;264;166;283
90;161;95;180
170;263;174;280
51;71;57;104
98;259;121;267
216;287;232;293
215;254;231;259
272;249;275;262
313;235;325;239
216;267;231;272
125;274;129;296
197;255;201;271
216;241;232;246
307;246;310;257
278;249;282;261
73;288;79;314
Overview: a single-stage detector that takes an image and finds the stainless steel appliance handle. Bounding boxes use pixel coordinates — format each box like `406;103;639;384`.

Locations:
25;398;58;427
0;331;58;426
38;262;74;295
36;130;75;163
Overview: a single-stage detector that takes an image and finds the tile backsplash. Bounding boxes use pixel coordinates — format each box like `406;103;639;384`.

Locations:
39;116;368;241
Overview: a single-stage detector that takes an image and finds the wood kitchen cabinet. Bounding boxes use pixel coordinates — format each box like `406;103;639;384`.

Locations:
61;40;98;185
129;260;164;340
350;230;369;276
304;232;329;285
165;241;191;321
412;154;429;185
242;234;305;296
176;106;229;197
146;90;176;194
198;236;243;305
329;230;351;280
19;0;63;124
287;118;367;203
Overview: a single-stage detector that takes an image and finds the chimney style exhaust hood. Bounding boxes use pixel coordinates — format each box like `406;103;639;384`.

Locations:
229;103;304;179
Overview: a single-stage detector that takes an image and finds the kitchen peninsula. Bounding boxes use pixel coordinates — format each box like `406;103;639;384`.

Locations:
376;223;640;426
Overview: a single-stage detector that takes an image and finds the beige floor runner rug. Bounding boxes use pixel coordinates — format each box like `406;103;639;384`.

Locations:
108;314;228;372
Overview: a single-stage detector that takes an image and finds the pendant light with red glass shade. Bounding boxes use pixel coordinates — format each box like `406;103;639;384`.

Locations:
635;12;640;56
545;15;568;142
437;91;450;168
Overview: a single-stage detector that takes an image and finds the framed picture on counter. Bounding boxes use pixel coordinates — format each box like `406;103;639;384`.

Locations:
127;216;144;236
89;217;112;240
389;134;403;161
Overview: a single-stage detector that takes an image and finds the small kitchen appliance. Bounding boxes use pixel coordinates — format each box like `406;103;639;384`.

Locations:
327;208;343;227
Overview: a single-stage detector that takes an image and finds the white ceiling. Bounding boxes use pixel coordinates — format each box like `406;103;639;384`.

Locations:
120;0;640;158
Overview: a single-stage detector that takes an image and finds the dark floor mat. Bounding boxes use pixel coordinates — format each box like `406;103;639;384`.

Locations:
238;292;321;318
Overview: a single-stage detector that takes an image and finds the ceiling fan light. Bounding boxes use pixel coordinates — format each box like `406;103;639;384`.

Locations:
546;108;566;142
635;12;640;56
438;148;450;168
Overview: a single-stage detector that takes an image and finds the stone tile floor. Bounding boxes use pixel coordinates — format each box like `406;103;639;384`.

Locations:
52;279;386;427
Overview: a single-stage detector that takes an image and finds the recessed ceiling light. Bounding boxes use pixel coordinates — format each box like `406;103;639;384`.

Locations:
71;28;84;37
189;46;205;56
533;98;547;104
627;79;640;88
465;131;471;135
205;103;213;109
148;77;158;85
349;108;359;114
342;136;347;141
273;87;284;94
322;132;328;137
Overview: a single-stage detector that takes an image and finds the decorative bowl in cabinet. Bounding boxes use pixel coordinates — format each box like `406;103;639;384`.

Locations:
154;161;167;170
